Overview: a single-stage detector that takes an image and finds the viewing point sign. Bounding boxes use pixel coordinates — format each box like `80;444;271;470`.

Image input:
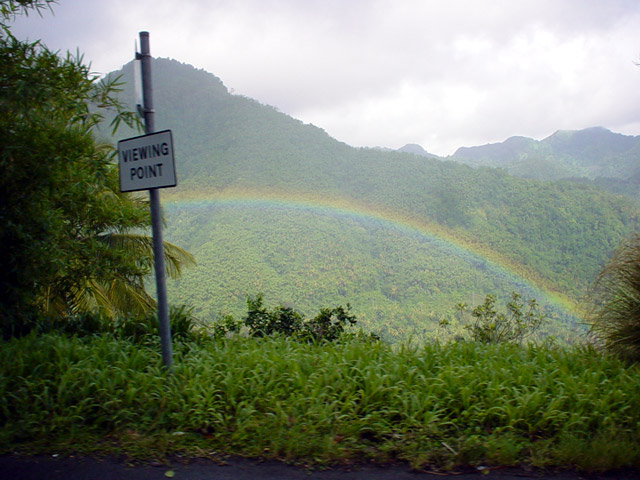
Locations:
118;129;176;192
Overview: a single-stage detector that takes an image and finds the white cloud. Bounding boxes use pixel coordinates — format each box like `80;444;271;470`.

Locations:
9;0;640;155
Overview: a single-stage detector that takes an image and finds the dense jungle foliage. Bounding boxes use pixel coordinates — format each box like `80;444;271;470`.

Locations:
162;202;579;342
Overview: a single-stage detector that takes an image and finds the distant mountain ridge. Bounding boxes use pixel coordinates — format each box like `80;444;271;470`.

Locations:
446;127;640;188
397;143;435;157
392;127;640;194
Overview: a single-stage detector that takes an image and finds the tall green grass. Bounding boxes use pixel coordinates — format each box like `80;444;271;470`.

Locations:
1;333;639;471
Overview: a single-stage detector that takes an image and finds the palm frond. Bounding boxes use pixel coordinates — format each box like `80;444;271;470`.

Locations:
42;232;194;320
104;277;156;317
96;232;195;278
68;278;116;317
589;233;640;362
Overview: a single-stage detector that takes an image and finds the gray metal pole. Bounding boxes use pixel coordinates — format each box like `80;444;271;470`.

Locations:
139;31;173;369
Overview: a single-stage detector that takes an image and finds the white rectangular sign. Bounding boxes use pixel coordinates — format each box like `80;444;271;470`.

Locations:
118;130;177;192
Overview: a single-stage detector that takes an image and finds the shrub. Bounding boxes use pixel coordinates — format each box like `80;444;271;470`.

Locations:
448;292;547;344
244;294;303;337
301;304;358;342
34;305;202;343
589;233;640;362
211;294;376;343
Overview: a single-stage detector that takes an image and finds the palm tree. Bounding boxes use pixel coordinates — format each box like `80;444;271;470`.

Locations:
34;146;196;321
41;231;195;319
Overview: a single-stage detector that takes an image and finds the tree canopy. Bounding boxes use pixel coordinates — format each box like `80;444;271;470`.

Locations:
0;0;193;336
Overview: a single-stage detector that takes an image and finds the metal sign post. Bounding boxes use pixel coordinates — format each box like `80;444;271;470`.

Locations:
137;31;173;370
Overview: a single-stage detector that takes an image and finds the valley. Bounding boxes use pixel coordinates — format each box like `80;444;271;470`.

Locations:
105;57;640;342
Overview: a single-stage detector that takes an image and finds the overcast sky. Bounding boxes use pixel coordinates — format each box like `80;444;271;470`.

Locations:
10;0;640;155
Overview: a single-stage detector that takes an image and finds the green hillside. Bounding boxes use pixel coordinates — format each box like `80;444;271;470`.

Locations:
164;200;578;341
105;58;640;341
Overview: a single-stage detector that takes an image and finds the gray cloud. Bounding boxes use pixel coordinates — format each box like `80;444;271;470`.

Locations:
10;0;640;155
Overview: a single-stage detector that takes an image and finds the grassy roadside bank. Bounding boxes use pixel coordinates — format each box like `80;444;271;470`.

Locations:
1;333;639;472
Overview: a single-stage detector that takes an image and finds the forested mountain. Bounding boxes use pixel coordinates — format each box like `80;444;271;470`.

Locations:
449;127;640;198
105;58;640;341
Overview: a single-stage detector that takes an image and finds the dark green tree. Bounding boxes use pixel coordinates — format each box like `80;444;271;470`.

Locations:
241;294;366;343
0;0;193;336
244;294;303;337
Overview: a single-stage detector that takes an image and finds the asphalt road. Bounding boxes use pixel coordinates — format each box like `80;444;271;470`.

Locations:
1;455;638;480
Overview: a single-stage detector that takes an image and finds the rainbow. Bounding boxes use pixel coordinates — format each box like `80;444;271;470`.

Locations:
163;187;579;316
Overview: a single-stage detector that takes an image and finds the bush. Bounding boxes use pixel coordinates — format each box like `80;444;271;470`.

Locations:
244;294;303;337
302;304;358;342
589;233;640;363
34;305;202;344
212;294;377;343
446;292;547;344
